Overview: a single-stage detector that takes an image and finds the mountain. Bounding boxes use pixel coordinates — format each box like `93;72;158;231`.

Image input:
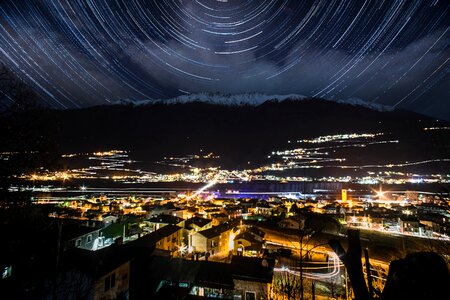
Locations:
1;96;449;175
113;92;393;112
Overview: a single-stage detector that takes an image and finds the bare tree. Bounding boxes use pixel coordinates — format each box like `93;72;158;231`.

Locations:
272;268;302;300
329;229;370;300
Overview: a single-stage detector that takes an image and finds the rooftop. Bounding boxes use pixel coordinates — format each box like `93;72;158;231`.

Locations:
148;214;185;224
185;217;212;229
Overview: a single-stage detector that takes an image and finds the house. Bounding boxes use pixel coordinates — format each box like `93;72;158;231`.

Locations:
249;203;274;217
400;217;420;233
101;215;118;226
345;215;370;228
58;246;131;300
147;255;275;300
234;227;266;257
368;215;384;230
150;224;183;256
58;224;180;300
65;222;125;251
231;256;274;300
278;216;305;230
185;217;213;232
234;232;264;257
184;217;213;251
145;214;185;232
419;219;439;236
148;257;235;299
191;223;237;256
224;206;243;219
211;213;228;226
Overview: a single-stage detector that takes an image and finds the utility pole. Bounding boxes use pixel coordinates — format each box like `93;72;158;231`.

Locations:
299;228;304;300
345;268;349;300
364;248;374;297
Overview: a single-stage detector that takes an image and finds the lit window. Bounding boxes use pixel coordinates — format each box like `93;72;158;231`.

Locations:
2;266;12;279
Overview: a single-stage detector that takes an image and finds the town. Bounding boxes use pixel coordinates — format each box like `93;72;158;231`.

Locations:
2;178;449;299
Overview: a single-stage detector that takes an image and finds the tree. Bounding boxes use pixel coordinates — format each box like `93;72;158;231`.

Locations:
272;267;303;300
329;229;370;300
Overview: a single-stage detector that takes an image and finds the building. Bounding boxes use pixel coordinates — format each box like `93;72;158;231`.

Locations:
185;217;213;233
231;256;274;300
278;216;305;230
145;214;185;232
211;213;228;226
190;223;237;256
147;255;275;299
184;217;213;252
234;227;266;257
151;224;183;255
65;222;125;251
248;203;274;217
58;246;131;299
399;217;420;233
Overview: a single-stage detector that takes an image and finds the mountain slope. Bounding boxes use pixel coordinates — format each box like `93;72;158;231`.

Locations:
1;97;449;173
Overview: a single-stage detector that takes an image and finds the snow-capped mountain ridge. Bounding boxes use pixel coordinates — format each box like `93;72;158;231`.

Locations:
113;92;393;112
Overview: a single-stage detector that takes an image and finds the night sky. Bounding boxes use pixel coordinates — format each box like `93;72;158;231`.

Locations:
0;1;449;119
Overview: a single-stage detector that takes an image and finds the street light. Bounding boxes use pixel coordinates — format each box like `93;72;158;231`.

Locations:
376;191;385;199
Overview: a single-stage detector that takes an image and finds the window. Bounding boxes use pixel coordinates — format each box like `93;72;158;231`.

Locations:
75;239;81;247
87;234;92;243
2;266;12;279
245;291;256;300
104;277;110;292
110;273;116;288
104;273;116;292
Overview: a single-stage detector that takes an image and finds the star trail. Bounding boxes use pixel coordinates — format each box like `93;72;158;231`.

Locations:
0;0;449;118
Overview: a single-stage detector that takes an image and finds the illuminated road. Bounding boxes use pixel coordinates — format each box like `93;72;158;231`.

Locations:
351;225;450;241
274;252;342;280
262;228;343;280
263;227;393;283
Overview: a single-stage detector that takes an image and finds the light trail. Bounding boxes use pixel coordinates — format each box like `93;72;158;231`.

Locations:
274;252;342;280
186;178;218;200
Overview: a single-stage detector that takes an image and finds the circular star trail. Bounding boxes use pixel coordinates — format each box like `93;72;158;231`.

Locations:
0;0;449;118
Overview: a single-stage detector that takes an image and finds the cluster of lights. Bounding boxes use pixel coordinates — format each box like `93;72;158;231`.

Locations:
423;127;450;131
297;133;383;144
19;130;450;186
